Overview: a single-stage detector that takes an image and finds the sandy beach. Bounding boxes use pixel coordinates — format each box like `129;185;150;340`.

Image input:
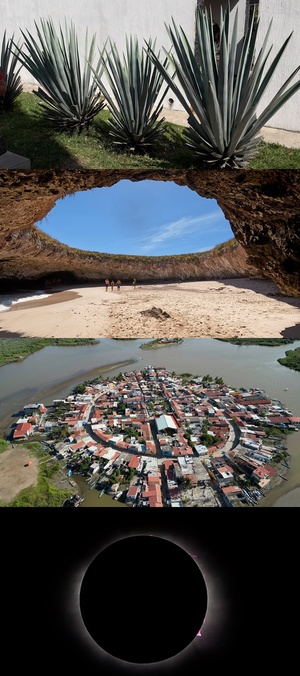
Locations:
0;278;300;338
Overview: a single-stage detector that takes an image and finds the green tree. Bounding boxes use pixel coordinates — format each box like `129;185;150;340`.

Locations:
215;376;224;385
73;383;86;394
49;425;69;440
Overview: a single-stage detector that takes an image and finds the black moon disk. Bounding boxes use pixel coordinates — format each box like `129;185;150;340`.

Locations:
80;535;208;664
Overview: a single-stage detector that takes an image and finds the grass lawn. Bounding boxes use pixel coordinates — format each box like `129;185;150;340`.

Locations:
1;92;300;169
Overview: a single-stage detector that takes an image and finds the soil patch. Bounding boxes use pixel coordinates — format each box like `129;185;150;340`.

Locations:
0;445;39;502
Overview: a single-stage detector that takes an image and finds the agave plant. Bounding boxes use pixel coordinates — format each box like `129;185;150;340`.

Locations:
0;31;23;111
147;3;300;167
14;19;104;133
91;36;170;151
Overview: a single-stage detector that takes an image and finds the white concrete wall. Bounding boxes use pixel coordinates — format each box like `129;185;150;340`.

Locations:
2;0;299;130
1;0;198;112
255;0;300;131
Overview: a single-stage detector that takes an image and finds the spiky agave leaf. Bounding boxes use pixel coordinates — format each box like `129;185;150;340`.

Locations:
147;3;300;168
91;36;169;151
0;31;23;111
13;18;104;133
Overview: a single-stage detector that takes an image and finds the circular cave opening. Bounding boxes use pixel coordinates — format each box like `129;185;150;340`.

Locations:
80;535;208;664
37;180;233;258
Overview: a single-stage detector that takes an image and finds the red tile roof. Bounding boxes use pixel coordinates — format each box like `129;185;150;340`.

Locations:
69;441;85;451
148;475;161;484
127;486;139;498
222;486;242;495
128;455;140;468
13;422;32;439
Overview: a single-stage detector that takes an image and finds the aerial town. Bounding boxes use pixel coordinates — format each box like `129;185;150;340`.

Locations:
11;366;300;507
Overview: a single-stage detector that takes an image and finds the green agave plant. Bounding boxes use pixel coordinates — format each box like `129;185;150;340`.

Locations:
147;3;300;168
92;36;170;151
0;31;23;111
14;19;104;133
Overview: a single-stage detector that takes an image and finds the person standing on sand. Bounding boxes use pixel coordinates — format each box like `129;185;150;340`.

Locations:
116;279;121;291
132;278;137;290
105;278;110;291
110;280;115;292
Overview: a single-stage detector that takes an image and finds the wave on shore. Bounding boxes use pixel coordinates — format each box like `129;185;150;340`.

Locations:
0;291;51;312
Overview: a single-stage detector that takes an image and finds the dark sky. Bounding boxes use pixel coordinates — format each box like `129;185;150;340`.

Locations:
2;507;298;674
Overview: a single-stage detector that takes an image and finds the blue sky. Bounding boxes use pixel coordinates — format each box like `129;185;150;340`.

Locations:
38;180;233;256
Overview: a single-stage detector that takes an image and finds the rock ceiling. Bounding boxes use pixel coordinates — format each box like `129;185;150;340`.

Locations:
0;169;299;295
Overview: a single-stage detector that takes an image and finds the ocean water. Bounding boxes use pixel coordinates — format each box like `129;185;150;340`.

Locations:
0;291;51;312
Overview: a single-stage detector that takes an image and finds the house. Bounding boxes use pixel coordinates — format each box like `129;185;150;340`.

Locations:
69;441;85;453
109;483;120;494
23;403;45;414
155;414;178;434
213;465;234;485
194;444;209;456
13;422;33;439
128;455;142;470
126;485;140;503
89;462;100;474
222;485;245;507
252;466;272;487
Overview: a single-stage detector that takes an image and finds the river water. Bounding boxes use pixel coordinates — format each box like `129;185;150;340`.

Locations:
0;338;299;506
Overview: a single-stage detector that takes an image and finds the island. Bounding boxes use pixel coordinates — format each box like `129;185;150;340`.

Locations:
140;338;184;350
216;338;295;346
278;347;300;372
1;365;298;508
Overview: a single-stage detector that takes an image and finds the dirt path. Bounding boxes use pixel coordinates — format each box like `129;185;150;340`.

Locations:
0;446;38;502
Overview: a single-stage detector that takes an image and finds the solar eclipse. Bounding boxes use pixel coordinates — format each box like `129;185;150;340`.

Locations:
79;535;208;664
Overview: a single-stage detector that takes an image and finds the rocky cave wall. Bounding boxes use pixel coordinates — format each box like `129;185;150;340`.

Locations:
0;169;299;294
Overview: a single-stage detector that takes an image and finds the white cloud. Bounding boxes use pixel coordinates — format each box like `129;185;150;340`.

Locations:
141;212;224;251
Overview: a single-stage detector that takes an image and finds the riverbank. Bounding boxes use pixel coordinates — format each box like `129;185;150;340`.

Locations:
1;279;300;337
0;337;99;367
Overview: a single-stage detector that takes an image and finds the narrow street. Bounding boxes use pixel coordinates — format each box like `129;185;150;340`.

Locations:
212;413;241;457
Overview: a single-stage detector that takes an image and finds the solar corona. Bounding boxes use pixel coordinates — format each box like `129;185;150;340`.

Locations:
79;535;208;664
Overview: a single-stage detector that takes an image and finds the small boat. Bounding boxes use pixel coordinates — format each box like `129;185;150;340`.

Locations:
114;491;123;500
284;388;288;391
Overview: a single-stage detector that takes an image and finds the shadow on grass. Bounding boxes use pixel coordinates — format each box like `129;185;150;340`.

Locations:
92;114;197;168
0;97;86;169
3;92;300;169
1;92;197;168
